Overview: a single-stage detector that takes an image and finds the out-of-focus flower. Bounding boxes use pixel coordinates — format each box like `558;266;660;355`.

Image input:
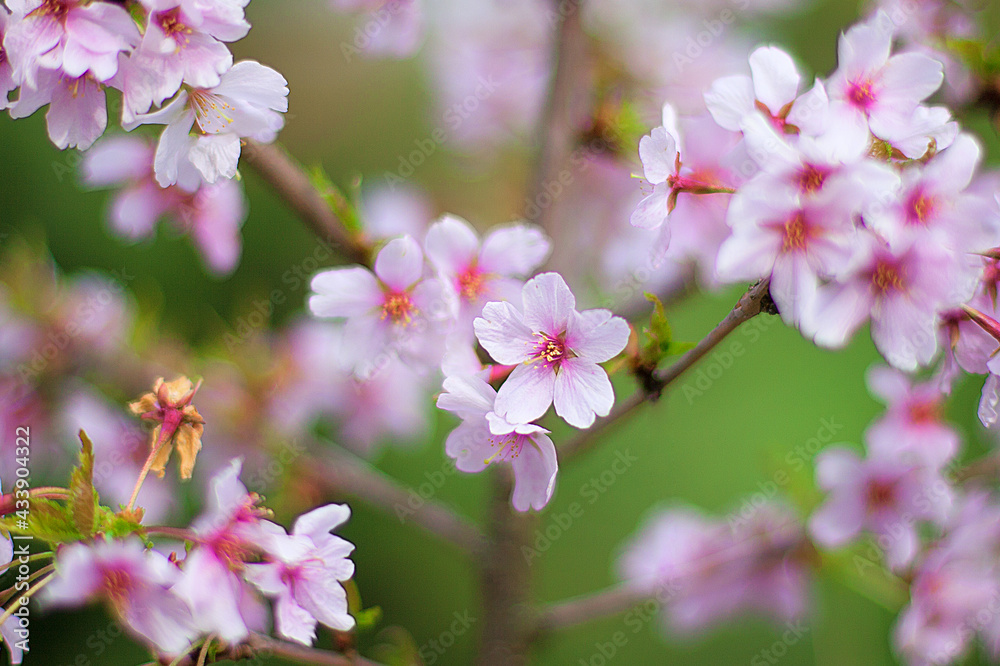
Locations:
41;538;198;655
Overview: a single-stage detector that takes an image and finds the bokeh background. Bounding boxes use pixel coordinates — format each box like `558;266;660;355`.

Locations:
3;0;1000;664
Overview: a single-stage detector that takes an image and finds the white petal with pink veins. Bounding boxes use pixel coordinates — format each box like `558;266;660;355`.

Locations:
510;433;558;511
374;235;424;291
521;272;576;333
495;362;556;425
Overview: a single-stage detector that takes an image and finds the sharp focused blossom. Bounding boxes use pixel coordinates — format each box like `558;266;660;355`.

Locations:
437;374;558;511
124;60;289;186
41;538;198;655
474;272;630;429
245;504;356;645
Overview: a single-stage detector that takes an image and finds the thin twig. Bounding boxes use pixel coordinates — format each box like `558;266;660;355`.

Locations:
560;279;775;462
303;447;484;556
527;0;591;234
535;584;642;634
241;140;371;266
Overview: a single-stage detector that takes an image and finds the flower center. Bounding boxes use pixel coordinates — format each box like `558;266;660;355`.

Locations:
781;211;810;252
158;9;193;46
907;399;941;424
30;0;70;21
905;190;937;226
871;260;905;295
484;434;524;465
847;78;876;110
457;266;486;302
210;533;252;572
865;479;897;511
529;332;570;370
102;567;134;610
189;89;236;134
796;164;828;194
381;291;416;325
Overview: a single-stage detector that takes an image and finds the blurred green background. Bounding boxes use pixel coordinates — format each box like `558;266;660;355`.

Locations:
4;0;1000;664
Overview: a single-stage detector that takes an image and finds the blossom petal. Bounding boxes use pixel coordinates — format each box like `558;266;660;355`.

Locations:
374;235;424;291
553;358;614;429
424;214;479;275
478;224;551;277
494;362;556;425
510;433;558;511
749;46;800;114
521;272;575;333
474;301;534;365
309;267;381;318
566;309;629;363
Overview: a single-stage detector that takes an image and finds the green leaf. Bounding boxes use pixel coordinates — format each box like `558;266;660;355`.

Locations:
96;507;144;539
0;499;80;544
68;430;99;538
354;606;383;631
307;165;364;234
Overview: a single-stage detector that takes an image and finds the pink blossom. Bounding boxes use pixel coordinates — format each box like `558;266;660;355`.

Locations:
331;0;424;58
809;447;953;570
41;539;198;655
121;0;251;116
8;68;107;149
437;374;557;511
474;272;629;428
867;134;998;253
360;184;433;241
864;365;959;469
803;232;978;371
0;8;17;110
704;46;804;133
3;0;139;87
716;182;857;326
124;60;288;186
827;11;950;158
618;503;809;634
309;235;449;374
83;135;247;275
173;459;270;644
245;504;356;645
424;214;550;334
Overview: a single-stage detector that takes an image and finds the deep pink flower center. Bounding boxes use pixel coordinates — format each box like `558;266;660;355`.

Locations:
158;8;193;43
101;567;135;610
381;290;416;325
847;78;877;110
456;265;486;302
795;164;829;194
484;434;525;465
530;332;570;370
907;399;941;424
210;532;252;572
865;479;897;511
870;259;905;295
904;189;938;226
30;0;71;22
780;211;812;252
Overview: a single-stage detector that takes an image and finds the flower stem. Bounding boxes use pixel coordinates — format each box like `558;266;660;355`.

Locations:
125;437;171;513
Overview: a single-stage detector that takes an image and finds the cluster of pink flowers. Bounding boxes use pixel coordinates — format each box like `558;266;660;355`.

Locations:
1;0;287;274
308;215;630;510
41;460;356;658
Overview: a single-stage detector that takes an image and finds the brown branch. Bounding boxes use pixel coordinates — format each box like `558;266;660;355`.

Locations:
168;632;386;666
526;0;591;233
476;467;537;666
560;279;775;462
241;140;371;265
303;448;484;556
534;584;642;634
